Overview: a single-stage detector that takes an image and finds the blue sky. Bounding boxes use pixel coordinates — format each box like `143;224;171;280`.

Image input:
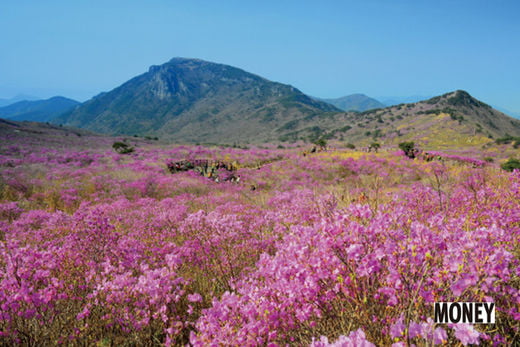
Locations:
1;1;519;114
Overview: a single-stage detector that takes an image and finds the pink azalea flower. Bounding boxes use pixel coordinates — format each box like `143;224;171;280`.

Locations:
452;324;480;346
187;293;202;303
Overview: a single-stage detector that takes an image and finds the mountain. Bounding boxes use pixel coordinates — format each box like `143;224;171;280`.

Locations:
0;94;40;107
379;95;431;107
0;96;80;122
317;94;385;111
293;90;520;148
53;58;339;143
50;57;519;146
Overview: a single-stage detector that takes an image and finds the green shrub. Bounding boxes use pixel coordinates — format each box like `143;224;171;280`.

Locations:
313;138;327;149
501;158;520;172
398;141;416;159
112;142;134;154
338;125;352;132
495;135;520;145
369;142;380;152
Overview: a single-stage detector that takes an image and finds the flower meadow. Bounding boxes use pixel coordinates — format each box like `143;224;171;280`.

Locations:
0;135;519;346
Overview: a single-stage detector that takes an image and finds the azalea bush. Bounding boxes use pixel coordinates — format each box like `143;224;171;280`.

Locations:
0;137;519;345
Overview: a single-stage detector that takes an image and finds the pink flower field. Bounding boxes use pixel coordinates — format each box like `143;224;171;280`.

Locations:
0;136;519;346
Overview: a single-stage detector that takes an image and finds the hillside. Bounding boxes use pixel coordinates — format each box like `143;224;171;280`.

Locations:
276;90;520;149
0;96;80;122
0;118;103;148
317;93;385;111
53;58;339;143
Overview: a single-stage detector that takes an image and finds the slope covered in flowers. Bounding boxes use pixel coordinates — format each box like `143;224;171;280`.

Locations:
0;137;519;346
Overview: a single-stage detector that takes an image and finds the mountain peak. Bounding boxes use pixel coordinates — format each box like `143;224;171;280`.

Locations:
446;90;490;108
53;57;338;142
168;57;207;64
149;57;206;72
452;89;471;97
424;90;490;109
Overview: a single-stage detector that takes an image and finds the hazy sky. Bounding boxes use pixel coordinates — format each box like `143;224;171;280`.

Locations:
1;1;519;113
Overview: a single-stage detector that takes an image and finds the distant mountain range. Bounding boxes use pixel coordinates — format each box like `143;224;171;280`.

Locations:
53;58;520;144
0;94;40;107
313;94;385;112
5;89;520;150
378;95;432;107
0;96;80;122
53;58;339;143
0;57;514;146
